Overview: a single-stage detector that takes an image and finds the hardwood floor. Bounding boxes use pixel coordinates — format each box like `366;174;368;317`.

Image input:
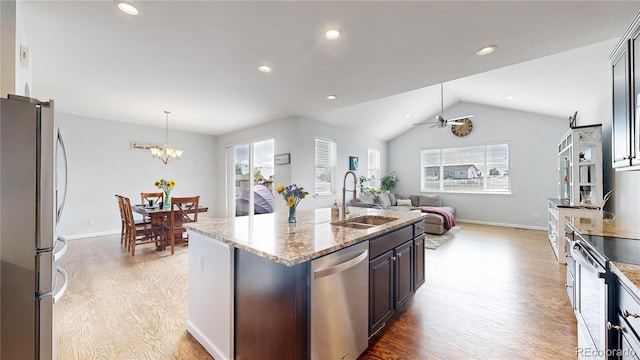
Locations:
57;222;576;359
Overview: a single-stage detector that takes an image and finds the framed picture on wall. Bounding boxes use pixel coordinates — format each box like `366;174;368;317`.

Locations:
275;153;290;165
349;156;359;170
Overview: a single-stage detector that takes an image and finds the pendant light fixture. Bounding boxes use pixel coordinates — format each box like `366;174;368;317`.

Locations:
150;110;183;164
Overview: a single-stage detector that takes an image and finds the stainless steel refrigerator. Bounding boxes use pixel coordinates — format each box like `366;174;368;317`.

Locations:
1;95;69;359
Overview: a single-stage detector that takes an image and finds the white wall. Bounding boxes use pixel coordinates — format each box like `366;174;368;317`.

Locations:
388;102;567;229
57;113;216;238
213;116;388;216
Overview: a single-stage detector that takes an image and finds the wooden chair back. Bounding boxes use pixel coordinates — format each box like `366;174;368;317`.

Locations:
141;192;164;207
122;196;162;256
115;194;127;246
165;196;200;255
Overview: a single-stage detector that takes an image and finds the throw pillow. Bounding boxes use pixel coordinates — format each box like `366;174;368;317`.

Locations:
376;193;391;208
388;193;397;206
409;195;420;207
397;199;412;206
358;195;376;204
419;195;442;207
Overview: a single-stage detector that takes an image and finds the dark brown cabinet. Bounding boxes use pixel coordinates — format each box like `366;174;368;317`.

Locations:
414;233;426;290
369;249;394;335
610;277;640;359
611;13;640;170
368;221;425;336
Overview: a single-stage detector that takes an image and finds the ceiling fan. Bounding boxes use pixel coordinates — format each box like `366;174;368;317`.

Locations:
412;83;474;128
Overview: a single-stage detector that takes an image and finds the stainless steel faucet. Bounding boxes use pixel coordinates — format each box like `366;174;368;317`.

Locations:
342;170;357;217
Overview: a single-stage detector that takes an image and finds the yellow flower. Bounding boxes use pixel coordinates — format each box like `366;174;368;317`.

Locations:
276;185;284;193
169;180;176;188
154;181;160;188
287;195;295;207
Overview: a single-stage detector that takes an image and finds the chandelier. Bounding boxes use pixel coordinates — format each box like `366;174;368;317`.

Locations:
150;110;183;164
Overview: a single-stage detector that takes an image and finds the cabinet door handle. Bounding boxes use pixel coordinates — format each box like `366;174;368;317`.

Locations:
390;256;396;261
397;253;402;258
623;309;640;318
415;243;419;247
607;321;624;332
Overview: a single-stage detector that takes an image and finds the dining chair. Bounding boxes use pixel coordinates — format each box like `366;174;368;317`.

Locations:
115;195;127;246
140;192;164;223
163;196;200;255
141;192;164;207
122;196;163;256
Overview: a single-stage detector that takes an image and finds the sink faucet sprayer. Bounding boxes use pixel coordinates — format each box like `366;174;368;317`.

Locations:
342;170;357;217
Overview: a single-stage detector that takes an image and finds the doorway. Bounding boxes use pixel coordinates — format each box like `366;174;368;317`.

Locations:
227;139;275;217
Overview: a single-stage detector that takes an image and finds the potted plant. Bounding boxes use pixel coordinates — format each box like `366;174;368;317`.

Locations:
379;171;398;193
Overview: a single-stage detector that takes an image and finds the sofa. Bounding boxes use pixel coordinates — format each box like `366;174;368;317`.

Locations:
351;193;455;235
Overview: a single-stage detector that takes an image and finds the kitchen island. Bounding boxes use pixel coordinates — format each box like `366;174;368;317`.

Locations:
184;207;427;360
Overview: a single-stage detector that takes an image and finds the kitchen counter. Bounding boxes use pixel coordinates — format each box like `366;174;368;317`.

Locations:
185;207;427;266
185;207;427;360
568;216;640;299
611;262;640;300
569;216;640;240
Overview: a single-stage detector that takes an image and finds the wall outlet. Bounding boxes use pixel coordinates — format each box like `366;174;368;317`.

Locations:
19;45;30;68
533;213;540;219
87;217;95;225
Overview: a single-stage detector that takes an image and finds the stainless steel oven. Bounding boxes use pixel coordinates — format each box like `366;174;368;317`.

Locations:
571;240;609;359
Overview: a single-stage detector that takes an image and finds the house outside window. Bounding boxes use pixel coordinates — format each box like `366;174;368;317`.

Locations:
421;143;510;193
367;149;380;188
315;138;337;195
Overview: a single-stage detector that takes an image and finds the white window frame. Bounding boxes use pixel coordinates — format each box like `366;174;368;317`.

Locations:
420;143;511;194
367;149;380;188
314;138;337;195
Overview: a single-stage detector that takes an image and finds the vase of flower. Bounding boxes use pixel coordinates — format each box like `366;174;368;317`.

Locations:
276;184;308;235
155;178;176;209
288;205;297;234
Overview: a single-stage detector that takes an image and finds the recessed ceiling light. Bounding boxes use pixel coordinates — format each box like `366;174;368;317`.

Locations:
258;65;272;73
326;95;337;100
405;114;411;119
506;96;515;100
325;29;340;40
476;45;497;56
116;1;139;16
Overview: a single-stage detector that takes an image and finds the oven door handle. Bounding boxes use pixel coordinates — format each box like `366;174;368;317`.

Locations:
570;241;606;278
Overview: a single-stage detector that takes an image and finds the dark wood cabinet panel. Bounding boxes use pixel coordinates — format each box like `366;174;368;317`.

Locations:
414;234;425;291
395;240;414;309
369;249;394;335
235;249;308;360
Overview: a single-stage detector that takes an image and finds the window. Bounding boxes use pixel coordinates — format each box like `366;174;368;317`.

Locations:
421;143;510;193
315;138;336;195
367;149;380;188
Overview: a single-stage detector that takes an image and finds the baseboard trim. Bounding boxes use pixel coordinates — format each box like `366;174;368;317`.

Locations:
63;229;120;240
456;219;546;231
186;320;229;360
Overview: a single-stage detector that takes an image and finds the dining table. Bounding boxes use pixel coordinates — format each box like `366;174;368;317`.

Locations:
132;203;209;249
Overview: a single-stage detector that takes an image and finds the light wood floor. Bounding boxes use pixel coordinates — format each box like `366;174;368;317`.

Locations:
57;223;576;359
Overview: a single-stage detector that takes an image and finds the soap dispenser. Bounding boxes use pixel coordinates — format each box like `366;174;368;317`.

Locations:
331;200;340;220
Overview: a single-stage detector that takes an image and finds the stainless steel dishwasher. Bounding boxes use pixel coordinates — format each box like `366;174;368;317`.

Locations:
311;241;369;360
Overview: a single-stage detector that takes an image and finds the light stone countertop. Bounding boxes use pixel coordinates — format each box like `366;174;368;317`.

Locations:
569;217;640;240
185;207;427;267
610;262;640;300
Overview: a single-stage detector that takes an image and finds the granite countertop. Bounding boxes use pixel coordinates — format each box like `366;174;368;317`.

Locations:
185;207;427;267
610;262;640;299
569;217;640;240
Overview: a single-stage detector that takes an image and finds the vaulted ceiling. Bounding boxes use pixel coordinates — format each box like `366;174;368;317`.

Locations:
18;1;639;141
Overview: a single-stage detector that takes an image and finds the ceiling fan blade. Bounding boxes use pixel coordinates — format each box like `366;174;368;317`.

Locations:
429;123;438;129
446;114;475;122
412;119;439;126
448;121;464;125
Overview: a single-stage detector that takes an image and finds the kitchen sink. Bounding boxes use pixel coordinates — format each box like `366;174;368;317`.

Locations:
332;215;398;229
